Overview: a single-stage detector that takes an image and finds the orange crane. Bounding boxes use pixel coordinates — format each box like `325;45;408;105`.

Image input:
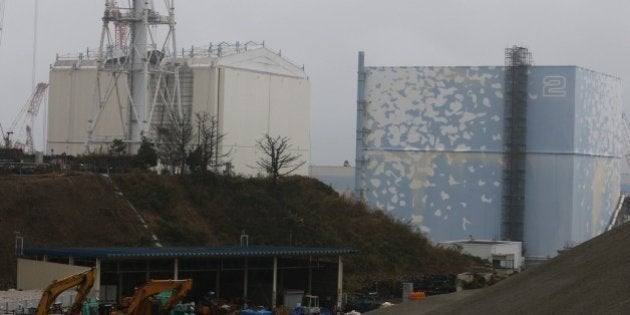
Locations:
34;267;96;315
116;279;193;315
106;0;129;50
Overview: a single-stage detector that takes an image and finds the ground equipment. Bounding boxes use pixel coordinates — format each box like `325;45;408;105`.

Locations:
116;279;193;315
34;267;96;315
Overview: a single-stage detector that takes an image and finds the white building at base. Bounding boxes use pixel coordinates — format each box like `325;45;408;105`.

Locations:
440;240;524;271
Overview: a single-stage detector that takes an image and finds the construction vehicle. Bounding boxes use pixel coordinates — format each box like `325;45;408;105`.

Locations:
34;267;96;315
290;295;330;315
115;279;193;315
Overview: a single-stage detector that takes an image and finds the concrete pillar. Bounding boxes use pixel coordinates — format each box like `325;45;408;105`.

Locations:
68;256;74;265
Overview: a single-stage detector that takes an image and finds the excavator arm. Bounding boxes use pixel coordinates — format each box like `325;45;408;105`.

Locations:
34;267;96;315
161;279;193;310
123;279;193;315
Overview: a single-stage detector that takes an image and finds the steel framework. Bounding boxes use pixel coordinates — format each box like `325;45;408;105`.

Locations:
87;0;181;153
8;82;49;153
501;46;532;243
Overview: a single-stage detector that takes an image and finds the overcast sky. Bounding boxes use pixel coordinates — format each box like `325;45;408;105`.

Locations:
1;0;629;165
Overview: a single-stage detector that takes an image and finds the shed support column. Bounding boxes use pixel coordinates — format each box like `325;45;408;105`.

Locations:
336;256;343;312
308;256;312;294
173;259;179;280
69;256;74;265
272;256;278;310
94;258;102;300
243;258;248;308
117;261;123;302
145;259;150;281
216;261;221;298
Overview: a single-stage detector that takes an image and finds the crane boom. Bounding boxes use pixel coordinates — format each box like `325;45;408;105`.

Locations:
34;268;96;315
119;279;193;315
9;82;48;153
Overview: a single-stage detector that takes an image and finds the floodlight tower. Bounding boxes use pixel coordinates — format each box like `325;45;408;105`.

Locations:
88;0;179;153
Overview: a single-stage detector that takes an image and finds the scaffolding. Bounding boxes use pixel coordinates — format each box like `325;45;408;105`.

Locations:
87;0;180;153
502;46;532;242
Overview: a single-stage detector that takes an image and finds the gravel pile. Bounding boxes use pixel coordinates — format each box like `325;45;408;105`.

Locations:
0;289;77;312
368;223;630;314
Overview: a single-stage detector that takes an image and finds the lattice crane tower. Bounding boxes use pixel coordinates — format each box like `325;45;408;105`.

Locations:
88;0;179;153
9;83;48;153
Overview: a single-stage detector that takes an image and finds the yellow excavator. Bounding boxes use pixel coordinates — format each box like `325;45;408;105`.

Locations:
34;267;96;315
116;279;193;315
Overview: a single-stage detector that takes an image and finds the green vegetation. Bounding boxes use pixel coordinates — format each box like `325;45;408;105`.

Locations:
112;172;477;290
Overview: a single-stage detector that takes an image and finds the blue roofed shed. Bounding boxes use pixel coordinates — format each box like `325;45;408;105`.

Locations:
19;246;357;311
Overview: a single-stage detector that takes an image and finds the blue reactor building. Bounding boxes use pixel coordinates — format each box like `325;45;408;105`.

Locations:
355;48;622;260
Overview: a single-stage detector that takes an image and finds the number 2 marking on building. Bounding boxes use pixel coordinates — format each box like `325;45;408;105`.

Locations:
542;76;567;97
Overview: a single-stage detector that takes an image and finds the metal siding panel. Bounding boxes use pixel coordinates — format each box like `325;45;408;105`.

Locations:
47;66;96;155
572;68;622;247
526;67;576;153
92;71;127;146
360;66;504;242
221;68;274;175
359;64;622;260
221;69;310;176
268;75;310;175
523;154;574;258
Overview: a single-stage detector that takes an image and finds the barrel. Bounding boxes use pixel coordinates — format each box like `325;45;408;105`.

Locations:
409;291;426;301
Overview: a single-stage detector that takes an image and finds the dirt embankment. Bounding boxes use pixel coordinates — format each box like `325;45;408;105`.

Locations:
0;173;154;287
0;172;478;292
368;222;630;314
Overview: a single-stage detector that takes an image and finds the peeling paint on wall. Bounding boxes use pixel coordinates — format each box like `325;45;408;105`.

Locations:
357;64;622;258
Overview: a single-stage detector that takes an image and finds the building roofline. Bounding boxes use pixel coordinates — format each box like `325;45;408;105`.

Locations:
24;246;357;259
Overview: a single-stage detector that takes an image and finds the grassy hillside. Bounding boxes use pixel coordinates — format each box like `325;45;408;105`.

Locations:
111;172;476;289
0;172;478;290
0;173;154;288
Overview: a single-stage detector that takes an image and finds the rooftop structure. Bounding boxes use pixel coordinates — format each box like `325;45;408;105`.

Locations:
47;2;311;176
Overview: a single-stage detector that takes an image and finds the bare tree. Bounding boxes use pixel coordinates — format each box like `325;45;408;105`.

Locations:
157;108;193;174
256;134;305;181
188;112;229;173
109;138;126;156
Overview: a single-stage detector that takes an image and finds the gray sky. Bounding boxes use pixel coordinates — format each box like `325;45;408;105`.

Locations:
1;0;629;165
